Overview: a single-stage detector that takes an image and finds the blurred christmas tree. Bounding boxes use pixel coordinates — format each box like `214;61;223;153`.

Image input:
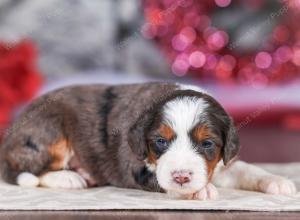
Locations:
143;0;300;87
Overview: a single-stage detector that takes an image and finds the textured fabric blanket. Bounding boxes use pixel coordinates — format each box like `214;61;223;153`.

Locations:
0;163;299;211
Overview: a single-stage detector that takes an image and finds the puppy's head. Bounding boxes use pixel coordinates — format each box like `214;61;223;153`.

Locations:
129;87;239;194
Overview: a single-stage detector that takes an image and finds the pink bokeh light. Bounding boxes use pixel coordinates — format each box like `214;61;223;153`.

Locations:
172;34;190;51
188;51;206;68
207;30;228;51
255;52;272;69
180;27;197;44
219;55;236;71
204;54;218;70
275;46;293;63
215;0;232;7
293;49;300;66
172;57;190;76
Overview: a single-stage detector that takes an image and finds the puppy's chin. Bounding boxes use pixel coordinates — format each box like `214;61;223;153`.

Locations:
165;187;201;195
164;186;204;199
156;174;208;195
158;179;207;195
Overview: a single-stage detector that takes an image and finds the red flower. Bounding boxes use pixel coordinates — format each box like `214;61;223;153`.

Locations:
0;41;43;137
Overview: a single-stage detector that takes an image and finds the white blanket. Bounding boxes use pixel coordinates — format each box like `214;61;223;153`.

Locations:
0;163;299;211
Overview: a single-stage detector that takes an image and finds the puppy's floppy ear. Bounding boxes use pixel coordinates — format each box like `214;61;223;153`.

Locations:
128;111;154;161
223;117;240;165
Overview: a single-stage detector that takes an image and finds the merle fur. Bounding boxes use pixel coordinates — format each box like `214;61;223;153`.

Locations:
0;83;239;191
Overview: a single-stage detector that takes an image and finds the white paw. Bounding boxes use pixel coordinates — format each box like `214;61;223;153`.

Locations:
258;175;297;196
192;183;219;200
39;170;87;189
17;172;40;187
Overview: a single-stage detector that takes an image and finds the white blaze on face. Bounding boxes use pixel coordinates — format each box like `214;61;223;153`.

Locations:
156;96;209;194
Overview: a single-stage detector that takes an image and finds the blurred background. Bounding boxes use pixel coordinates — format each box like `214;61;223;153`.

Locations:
0;0;299;163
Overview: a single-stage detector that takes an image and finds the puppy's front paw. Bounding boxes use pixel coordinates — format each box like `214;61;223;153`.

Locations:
17;172;40;187
192;183;219;200
258;175;297;195
39;170;87;189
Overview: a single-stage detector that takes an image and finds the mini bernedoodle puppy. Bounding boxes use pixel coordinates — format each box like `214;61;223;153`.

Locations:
0;83;297;200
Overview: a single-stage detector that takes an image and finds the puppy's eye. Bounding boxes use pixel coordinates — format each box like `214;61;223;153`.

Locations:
155;138;169;150
201;140;215;149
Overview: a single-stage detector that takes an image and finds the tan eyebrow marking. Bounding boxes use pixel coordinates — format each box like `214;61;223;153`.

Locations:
193;125;211;142
159;124;175;141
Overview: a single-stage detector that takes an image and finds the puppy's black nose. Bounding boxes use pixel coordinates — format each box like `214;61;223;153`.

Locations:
172;170;192;185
